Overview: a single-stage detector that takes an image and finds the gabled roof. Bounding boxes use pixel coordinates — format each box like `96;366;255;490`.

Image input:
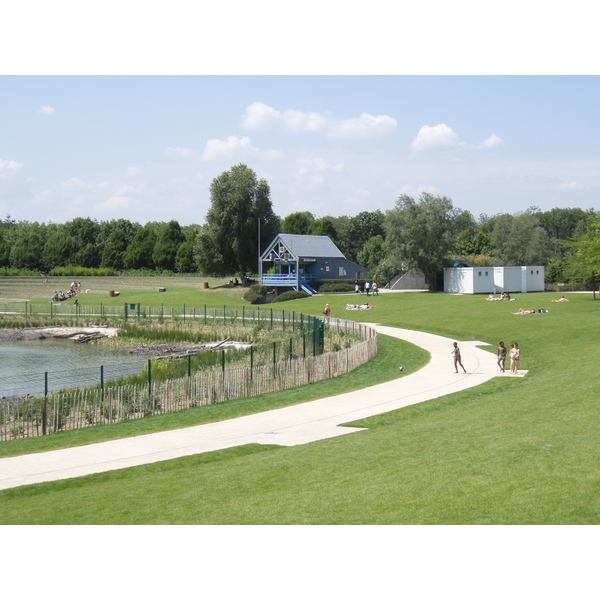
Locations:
262;234;345;260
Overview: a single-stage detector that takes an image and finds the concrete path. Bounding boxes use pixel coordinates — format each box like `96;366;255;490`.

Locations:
0;326;526;491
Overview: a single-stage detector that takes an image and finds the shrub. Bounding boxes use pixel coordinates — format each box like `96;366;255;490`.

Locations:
318;282;354;293
272;290;310;302
243;284;268;304
50;266;117;277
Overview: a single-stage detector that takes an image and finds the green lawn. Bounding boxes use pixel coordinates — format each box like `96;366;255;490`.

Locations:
0;284;598;524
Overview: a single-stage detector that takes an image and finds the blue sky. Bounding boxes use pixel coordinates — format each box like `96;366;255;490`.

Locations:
1;1;598;227
1;75;598;227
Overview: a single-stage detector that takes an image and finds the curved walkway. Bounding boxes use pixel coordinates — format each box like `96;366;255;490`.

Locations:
0;325;526;491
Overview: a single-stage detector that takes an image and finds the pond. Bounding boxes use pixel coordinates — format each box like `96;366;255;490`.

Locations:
0;339;149;397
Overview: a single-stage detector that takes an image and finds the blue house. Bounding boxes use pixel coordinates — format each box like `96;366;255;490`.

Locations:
259;233;369;295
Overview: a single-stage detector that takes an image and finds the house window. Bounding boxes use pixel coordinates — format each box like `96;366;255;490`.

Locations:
485;272;489;276
478;271;482;276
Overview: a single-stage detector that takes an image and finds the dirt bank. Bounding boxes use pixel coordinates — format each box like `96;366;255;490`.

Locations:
0;325;119;342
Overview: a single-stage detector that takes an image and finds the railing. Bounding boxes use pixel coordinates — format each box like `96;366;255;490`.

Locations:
0;302;318;325
0;314;377;441
260;274;317;286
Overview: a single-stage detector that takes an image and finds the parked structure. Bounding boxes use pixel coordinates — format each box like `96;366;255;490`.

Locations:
260;234;368;295
444;266;545;294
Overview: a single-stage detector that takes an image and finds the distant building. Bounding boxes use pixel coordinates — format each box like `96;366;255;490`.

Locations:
259;233;368;295
444;266;545;294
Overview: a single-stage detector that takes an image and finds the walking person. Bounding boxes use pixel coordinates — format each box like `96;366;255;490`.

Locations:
497;341;507;372
365;280;370;296
452;342;467;373
372;281;378;296
510;343;520;374
323;303;330;321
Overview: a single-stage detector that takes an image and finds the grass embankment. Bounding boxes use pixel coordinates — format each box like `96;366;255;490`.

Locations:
0;281;598;524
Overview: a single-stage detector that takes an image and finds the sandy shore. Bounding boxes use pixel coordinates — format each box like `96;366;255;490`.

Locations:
0;325;120;341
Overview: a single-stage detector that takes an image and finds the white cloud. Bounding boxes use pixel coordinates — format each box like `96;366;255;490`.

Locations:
399;184;441;197
329;113;398;139
559;180;586;190
115;184;142;196
478;134;504;149
95;195;134;213
165;147;195;158
310;158;345;173
60;177;92;191
241;101;397;139
39;105;55;115
0;158;23;176
410;124;460;151
201;135;282;161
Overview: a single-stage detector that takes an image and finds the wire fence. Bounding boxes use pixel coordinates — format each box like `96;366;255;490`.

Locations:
0;312;377;441
0;301;325;327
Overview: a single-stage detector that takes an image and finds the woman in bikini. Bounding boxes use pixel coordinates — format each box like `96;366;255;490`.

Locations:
510;343;520;374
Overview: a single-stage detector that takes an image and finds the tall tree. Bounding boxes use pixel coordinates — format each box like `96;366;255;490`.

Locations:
490;210;551;265
384;193;458;292
101;229;128;270
281;211;315;235
195;164;280;278
538;207;596;256
153;220;185;271
561;214;600;295
124;224;158;270
344;210;385;262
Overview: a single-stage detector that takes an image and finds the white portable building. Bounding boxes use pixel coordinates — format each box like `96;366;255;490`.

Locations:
444;266;545;294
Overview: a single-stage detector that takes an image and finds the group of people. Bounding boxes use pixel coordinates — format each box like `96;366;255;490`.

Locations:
51;281;82;303
354;280;378;296
486;292;513;301
452;340;521;375
496;341;520;374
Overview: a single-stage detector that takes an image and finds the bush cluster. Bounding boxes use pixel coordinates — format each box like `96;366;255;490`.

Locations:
271;290;310;303
50;266;117;277
317;281;355;293
243;284;269;304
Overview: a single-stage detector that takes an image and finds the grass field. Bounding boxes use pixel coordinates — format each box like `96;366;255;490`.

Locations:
0;279;598;525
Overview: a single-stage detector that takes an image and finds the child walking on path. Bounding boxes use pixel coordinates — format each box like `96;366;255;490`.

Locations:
452;342;467;373
497;341;507;372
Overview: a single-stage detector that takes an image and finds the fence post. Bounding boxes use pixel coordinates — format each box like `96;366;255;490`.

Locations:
42;372;48;435
100;365;105;412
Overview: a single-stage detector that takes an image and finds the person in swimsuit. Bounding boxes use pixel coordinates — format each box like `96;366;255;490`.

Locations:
497;341;507;372
510;343;520;374
452;342;467;373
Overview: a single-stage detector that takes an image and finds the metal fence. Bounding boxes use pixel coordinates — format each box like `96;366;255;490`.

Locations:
0;301;325;328
0;314;377;441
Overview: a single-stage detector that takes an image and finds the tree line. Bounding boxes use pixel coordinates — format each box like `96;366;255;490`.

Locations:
1;163;598;289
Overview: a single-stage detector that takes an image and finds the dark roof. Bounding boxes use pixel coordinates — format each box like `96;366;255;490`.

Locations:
274;234;344;259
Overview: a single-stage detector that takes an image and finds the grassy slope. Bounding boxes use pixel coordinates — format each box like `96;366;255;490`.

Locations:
0;285;598;524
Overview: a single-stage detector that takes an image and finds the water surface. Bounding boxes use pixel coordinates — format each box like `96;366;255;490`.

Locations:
0;339;148;397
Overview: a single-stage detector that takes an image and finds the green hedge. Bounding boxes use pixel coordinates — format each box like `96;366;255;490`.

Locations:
243;284;268;304
49;266;117;277
317;280;355;293
271;290;310;303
